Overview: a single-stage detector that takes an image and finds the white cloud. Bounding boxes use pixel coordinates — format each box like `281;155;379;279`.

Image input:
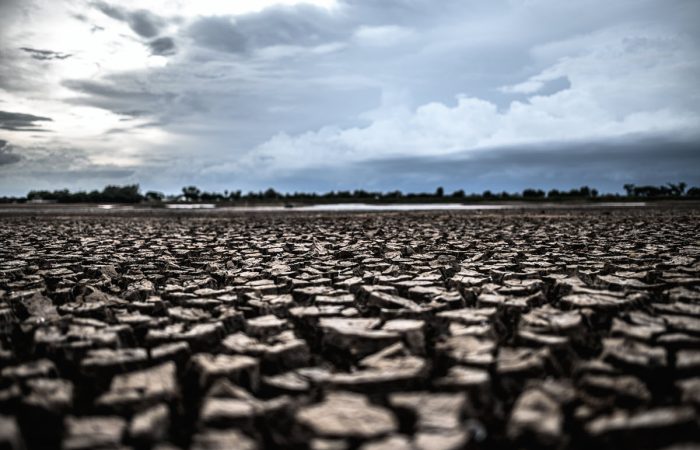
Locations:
100;0;338;18
256;42;345;60
244;24;700;174
353;25;413;47
499;67;565;94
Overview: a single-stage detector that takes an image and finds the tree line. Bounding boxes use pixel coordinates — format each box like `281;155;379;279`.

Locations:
0;182;698;204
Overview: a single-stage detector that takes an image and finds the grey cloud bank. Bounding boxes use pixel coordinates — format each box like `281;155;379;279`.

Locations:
0;140;21;166
0;111;52;131
148;37;175;56
0;0;699;195
198;134;700;195
19;47;72;61
92;1;164;38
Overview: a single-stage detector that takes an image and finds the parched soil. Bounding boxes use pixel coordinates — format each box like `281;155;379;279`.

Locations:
1;208;699;449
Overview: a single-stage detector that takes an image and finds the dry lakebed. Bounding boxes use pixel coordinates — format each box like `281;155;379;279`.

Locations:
0;206;699;449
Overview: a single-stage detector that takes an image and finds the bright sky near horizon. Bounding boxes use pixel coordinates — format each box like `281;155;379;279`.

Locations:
1;0;699;195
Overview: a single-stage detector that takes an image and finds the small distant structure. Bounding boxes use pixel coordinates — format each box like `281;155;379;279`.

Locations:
28;198;57;204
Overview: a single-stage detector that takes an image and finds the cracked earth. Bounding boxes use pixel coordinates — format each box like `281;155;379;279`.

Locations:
1;208;699;449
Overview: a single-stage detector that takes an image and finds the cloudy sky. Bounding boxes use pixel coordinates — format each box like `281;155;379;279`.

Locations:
1;0;699;195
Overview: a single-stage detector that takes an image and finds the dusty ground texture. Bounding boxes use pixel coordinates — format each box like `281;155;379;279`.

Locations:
1;208;699;450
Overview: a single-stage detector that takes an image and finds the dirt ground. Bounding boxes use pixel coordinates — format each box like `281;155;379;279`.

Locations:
1;207;699;449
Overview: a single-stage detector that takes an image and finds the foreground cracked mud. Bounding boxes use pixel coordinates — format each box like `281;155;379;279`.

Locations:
1;208;699;449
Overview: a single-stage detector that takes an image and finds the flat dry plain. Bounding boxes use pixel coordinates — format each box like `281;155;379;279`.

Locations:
1;207;699;450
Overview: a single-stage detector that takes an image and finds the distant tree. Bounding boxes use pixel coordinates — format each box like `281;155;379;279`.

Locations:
101;185;142;203
687;187;700;197
263;188;279;199
522;188;545;199
182;186;201;202
145;191;164;202
0;196;25;204
632;185;676;198
353;189;371;199
21;181;691;205
27;190;43;200
200;191;224;202
87;190;101;202
667;182;687;196
27;185;142;203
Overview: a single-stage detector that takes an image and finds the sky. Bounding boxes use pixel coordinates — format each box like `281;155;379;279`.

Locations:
0;0;699;196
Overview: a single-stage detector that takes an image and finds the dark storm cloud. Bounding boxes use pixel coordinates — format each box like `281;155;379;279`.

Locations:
148;37;175;55
187;17;247;53
19;47;72;60
0;151;20;166
187;4;343;54
233;135;700;194
0;142;140;195
186;0;460;55
92;1;163;38
31;168;135;179
350;136;700;193
0;140;21;165
117;110;150;118
127;10;162;38
92;1;125;21
0;110;52;131
62;79;176;115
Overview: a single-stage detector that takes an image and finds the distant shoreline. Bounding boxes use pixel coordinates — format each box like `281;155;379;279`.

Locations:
6;200;700;213
5;201;700;219
4;198;700;207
